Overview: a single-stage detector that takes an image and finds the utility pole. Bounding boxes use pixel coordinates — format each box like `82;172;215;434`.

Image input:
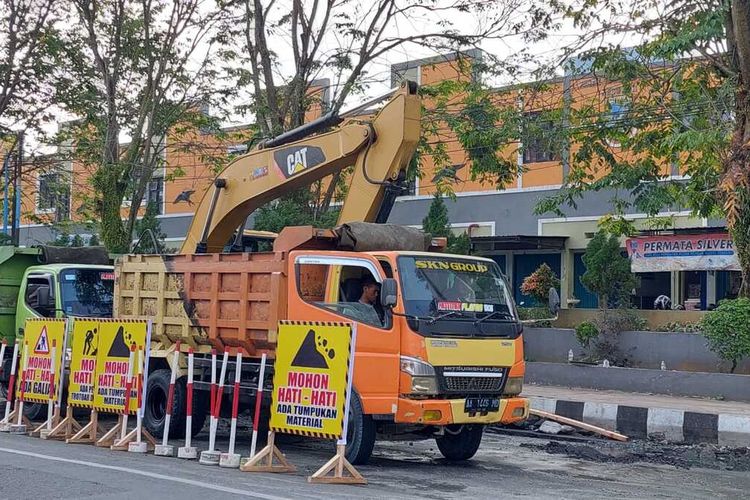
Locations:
10;132;23;246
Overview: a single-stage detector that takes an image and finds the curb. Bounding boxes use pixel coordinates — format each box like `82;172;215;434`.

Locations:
529;396;750;447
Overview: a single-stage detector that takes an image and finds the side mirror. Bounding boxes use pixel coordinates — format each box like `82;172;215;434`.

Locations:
548;287;561;316
380;278;398;308
36;285;53;309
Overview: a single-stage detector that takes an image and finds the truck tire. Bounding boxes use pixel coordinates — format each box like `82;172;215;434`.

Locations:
345;391;376;465
144;371;207;439
23;402;46;421
436;424;483;461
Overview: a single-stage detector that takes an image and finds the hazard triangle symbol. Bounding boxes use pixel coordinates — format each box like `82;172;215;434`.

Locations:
34;326;50;354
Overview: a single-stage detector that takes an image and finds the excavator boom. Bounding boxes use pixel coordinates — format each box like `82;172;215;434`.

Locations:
179;81;421;254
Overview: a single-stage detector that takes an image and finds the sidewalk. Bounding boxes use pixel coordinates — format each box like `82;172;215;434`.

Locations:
523;384;750;446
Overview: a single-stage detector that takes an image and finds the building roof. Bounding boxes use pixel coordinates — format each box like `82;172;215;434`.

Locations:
470;235;568;251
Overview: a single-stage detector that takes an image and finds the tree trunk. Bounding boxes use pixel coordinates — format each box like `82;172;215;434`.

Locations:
94;168;130;253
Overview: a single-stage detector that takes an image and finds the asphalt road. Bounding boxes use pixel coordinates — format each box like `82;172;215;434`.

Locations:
1;426;748;499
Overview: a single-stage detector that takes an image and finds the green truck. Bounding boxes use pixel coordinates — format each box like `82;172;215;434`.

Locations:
0;245;114;416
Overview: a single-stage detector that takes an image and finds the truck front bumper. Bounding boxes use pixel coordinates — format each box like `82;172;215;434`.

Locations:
395;396;529;426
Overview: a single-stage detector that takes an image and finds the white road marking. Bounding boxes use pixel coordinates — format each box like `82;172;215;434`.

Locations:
0;446;289;499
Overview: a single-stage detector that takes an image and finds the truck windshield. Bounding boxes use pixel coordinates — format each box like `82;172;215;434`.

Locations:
60;268;114;317
397;256;515;322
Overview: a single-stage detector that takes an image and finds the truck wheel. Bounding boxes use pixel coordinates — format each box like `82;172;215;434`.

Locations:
143;371;209;439
344;391;376;465
23;402;47;421
436;424;484;461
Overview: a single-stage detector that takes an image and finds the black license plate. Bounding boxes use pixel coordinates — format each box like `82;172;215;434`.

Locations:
464;397;500;413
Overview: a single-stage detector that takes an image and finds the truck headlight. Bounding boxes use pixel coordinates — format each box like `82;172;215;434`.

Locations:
400;356;438;394
503;376;523;396
410;376;439;394
400;356;435;376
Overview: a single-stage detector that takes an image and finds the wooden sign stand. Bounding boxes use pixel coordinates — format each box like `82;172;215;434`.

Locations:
111;426;157;451
308;444;366;485
0;407;31;431
67;410;104;445
240;431;296;473
30;406;61;438
44;407;82;440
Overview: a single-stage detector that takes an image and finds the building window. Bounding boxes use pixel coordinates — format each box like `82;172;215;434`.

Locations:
521;112;560;164
38;172;70;220
391;65;420;87
146;177;164;215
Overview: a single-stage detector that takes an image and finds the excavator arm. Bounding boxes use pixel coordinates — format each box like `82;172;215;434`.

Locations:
180;81;421;254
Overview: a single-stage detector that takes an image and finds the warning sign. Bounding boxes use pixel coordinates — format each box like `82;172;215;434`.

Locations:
92;320;149;414
270;321;353;439
67;318;100;408
16;319;65;403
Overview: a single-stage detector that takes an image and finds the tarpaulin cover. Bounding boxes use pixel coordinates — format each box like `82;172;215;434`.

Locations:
335;222;430;252
36;246;111;266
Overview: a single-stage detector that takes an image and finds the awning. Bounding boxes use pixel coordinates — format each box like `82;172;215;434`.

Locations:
471;235;567;252
626;232;739;272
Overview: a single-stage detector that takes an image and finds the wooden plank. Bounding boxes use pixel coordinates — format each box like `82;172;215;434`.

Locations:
529;408;628;442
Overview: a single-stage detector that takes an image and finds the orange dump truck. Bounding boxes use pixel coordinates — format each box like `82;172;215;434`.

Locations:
116;223;531;464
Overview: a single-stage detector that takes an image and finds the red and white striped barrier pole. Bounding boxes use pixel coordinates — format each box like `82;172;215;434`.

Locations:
46;340;57;431
177;347;197;459
201;347;228;465
120;344;137;440
250;353;267;458
1;340;19;427
10;341;30;433
155;341;181;457
220;350;242;468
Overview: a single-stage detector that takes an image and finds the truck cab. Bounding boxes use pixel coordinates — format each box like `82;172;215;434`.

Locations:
0;245;113;410
15;264;115;337
289;249;528;462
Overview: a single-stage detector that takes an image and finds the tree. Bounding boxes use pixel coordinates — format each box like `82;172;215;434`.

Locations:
0;0;59;130
581;230;638;309
520;263;560;306
422;193;470;254
53;0;231;253
252;189;340;234
701;298;750;372
225;0;560;223
528;0;750;297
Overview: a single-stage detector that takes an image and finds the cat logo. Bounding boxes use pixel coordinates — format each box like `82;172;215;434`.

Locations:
286;147;308;176
274;145;326;179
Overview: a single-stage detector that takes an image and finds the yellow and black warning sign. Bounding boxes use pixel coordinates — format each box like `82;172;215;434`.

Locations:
270;321;353;440
16;319;65;403
67;318;100;408
92;319;148;414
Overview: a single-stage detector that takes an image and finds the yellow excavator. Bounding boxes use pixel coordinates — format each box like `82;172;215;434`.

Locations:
181;80;421;254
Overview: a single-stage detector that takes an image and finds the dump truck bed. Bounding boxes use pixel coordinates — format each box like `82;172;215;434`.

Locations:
115;252;287;356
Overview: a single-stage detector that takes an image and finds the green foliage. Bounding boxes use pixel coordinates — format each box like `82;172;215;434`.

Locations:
421;193;470;255
657;321;701;333
252;189;340;234
581;308;646;366
517;307;553;327
575;321;599;348
133;202;166;254
0;233;11;245
422;193;451;237
581;230;638;308
520;263;560;305
88;234;100;246
701;298;750;373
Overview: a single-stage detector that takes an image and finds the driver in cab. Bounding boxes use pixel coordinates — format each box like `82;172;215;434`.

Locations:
344;276;384;326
